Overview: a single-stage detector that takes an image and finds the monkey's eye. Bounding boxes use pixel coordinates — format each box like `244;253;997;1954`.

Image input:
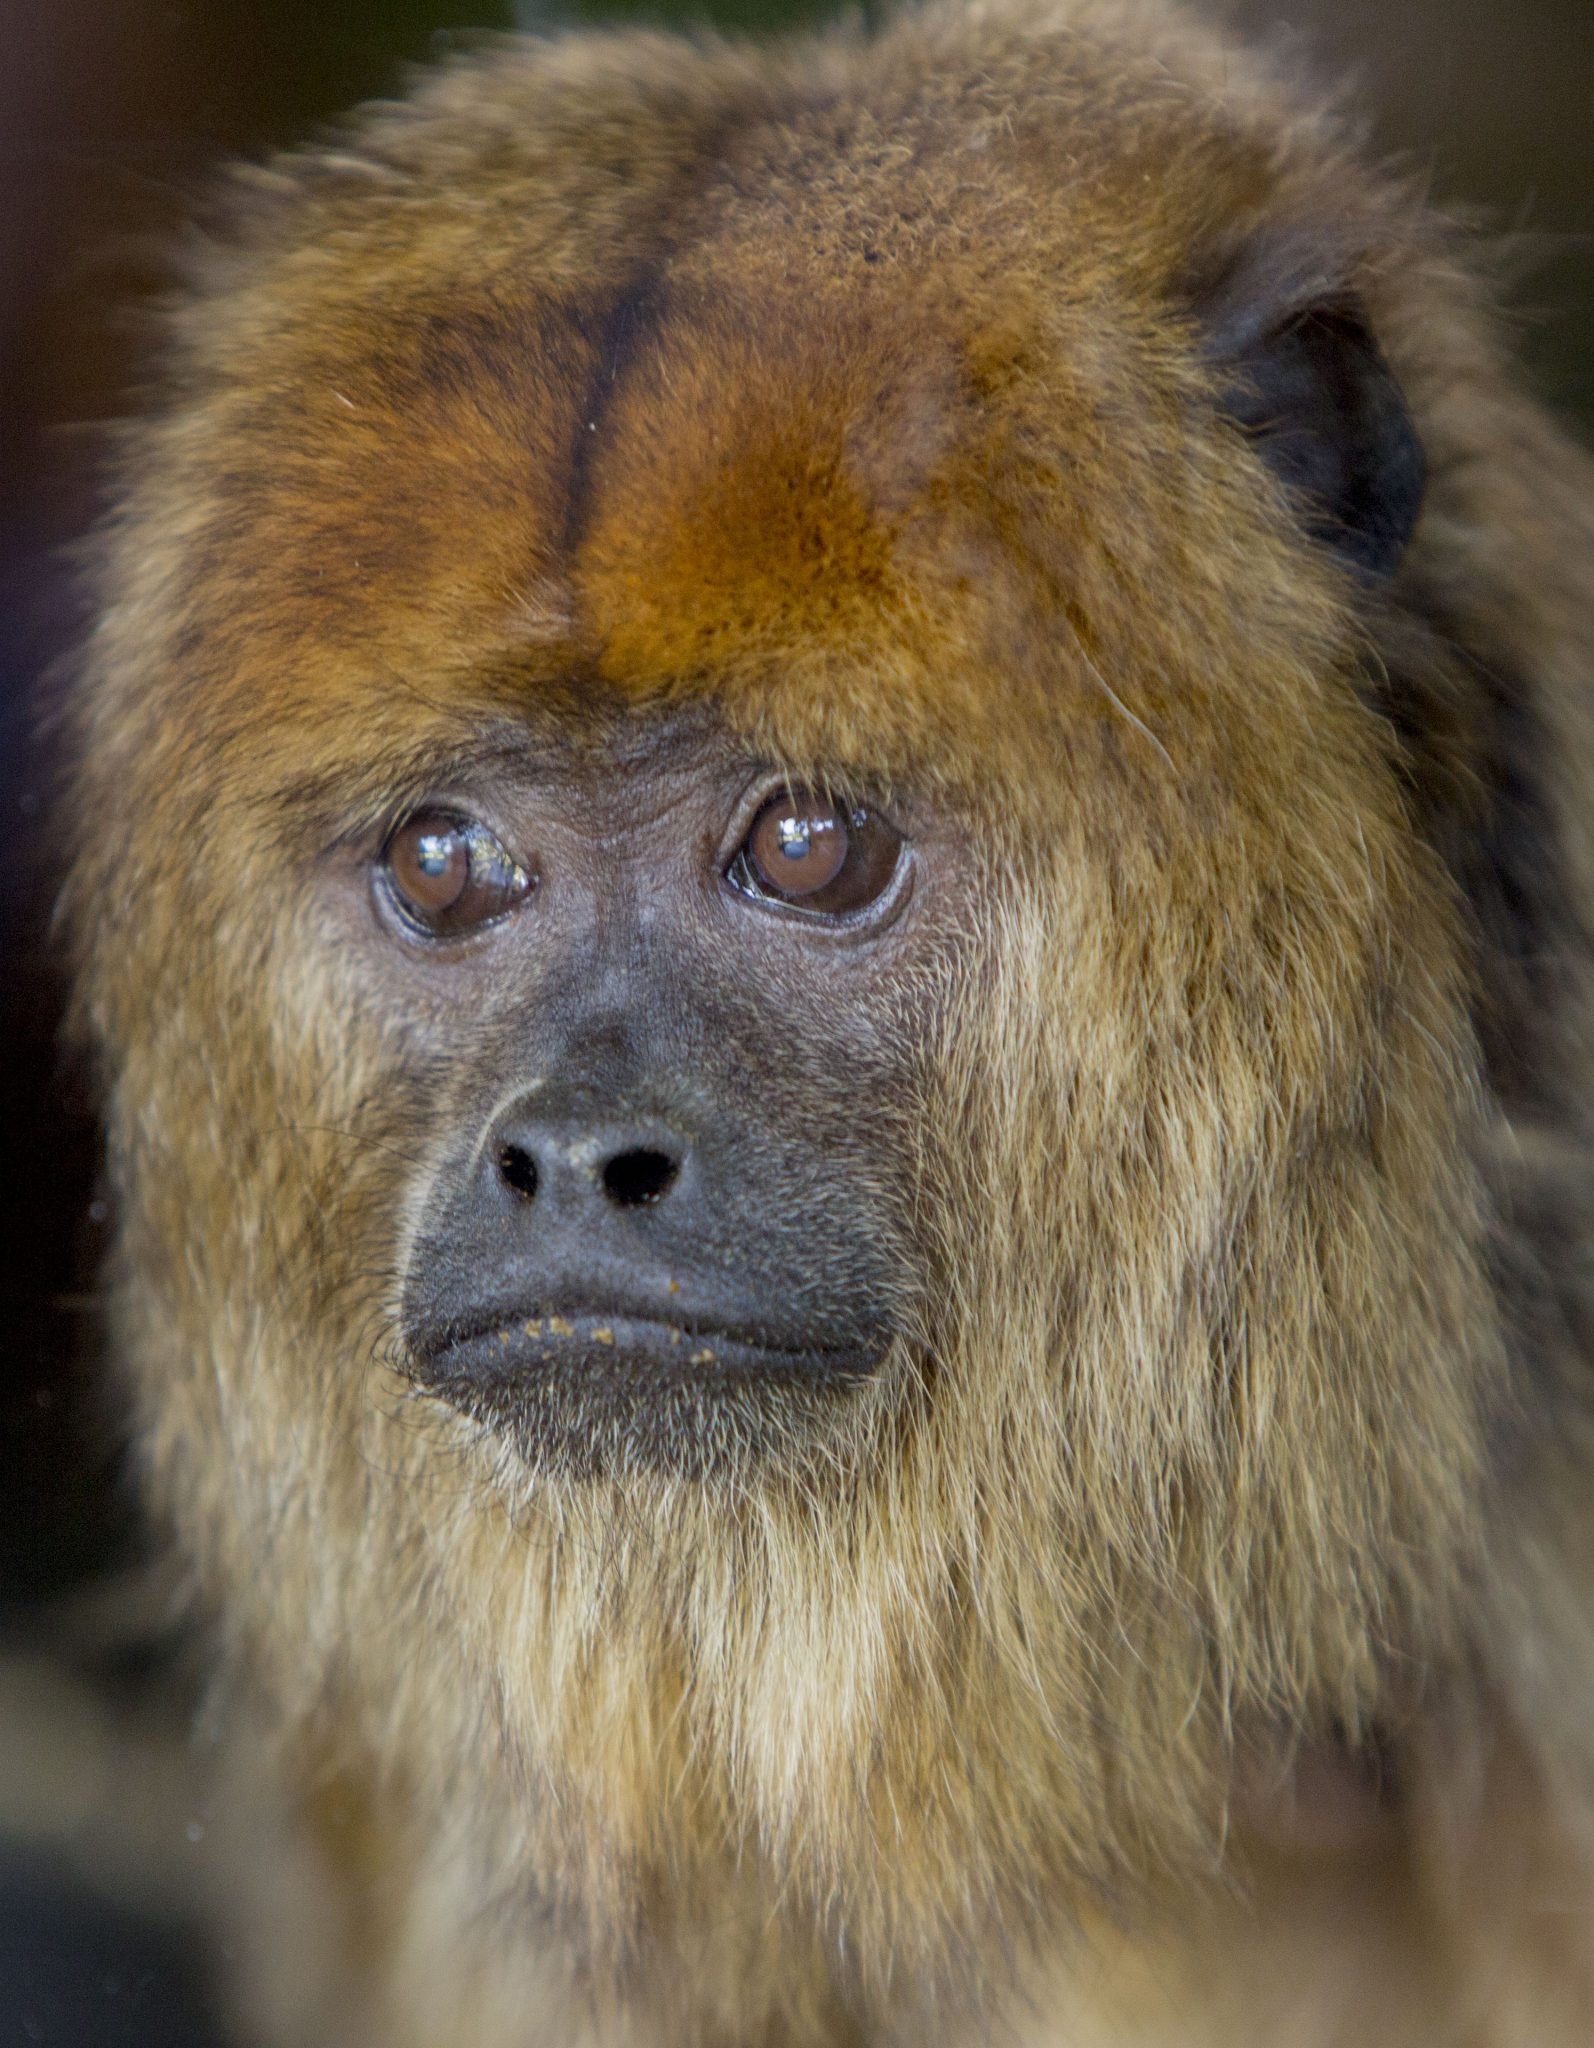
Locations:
726;791;902;918
380;811;531;936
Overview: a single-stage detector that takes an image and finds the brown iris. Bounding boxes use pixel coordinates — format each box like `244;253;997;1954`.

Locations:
382;811;531;935
729;790;902;917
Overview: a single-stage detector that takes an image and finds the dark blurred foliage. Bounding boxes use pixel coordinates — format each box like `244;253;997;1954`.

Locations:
1239;0;1593;421
0;1855;221;2048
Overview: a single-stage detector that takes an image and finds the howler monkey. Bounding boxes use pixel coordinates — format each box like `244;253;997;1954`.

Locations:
61;0;1594;2041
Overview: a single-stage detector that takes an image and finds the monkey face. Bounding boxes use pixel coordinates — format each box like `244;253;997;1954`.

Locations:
368;704;972;1477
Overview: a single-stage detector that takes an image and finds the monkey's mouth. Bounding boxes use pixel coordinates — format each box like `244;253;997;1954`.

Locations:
404;1306;886;1475
415;1307;881;1389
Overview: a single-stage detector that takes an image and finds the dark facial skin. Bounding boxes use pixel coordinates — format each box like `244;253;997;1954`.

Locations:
341;702;972;1478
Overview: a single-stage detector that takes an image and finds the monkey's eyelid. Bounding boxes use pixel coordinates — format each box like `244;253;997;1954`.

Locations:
256;722;561;856
727;770;905;837
286;786;514;866
250;787;458;861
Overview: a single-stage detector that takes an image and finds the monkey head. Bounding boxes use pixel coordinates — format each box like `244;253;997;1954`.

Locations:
64;0;1580;2004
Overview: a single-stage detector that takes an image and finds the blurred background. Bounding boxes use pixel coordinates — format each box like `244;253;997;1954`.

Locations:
0;0;1589;2040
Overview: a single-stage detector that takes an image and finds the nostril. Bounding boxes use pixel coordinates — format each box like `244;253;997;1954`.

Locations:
496;1142;540;1202
602;1147;679;1209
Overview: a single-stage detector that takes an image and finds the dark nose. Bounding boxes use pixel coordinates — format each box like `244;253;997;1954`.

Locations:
490;1108;687;1216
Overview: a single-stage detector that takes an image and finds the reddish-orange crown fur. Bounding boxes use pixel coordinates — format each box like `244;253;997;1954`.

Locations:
62;1;1594;2041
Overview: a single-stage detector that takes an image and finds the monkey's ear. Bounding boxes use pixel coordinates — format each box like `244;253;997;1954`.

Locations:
1198;248;1426;581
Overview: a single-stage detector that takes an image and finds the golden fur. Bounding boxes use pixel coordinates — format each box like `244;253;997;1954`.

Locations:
63;0;1594;2040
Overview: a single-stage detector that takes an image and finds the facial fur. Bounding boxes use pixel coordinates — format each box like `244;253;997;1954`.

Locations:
62;1;1594;2039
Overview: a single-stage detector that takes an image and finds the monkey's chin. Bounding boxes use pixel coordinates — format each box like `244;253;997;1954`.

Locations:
406;1310;886;1479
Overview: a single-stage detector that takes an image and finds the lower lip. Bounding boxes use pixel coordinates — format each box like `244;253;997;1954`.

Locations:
417;1311;880;1386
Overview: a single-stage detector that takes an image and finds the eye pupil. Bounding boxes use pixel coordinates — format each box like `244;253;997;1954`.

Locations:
415;833;455;878
776;816;815;860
